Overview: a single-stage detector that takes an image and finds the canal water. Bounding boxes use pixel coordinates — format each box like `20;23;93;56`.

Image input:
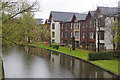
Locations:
2;46;117;78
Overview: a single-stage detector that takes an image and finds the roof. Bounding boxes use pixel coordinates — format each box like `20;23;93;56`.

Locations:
98;6;118;16
89;11;95;17
75;14;87;21
50;11;87;22
35;19;44;25
45;19;50;24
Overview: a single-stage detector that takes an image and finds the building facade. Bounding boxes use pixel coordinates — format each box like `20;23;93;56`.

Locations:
94;6;118;52
48;6;118;52
84;11;96;50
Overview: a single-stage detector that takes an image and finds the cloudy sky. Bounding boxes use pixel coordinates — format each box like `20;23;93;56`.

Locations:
33;0;119;19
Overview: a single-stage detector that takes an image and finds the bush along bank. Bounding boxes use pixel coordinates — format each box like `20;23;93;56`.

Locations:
52;45;59;49
88;51;120;61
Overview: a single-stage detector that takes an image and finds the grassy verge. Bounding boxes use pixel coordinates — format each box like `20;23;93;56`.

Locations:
90;59;119;75
26;42;119;75
0;56;2;79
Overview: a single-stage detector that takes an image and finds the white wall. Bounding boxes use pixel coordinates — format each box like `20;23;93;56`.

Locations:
51;19;60;43
105;17;114;50
96;15;115;50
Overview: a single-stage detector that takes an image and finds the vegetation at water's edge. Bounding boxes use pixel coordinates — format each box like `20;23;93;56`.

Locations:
25;42;119;75
0;56;2;79
90;59;119;75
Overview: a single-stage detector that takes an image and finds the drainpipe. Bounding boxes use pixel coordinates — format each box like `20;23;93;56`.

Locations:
97;19;100;52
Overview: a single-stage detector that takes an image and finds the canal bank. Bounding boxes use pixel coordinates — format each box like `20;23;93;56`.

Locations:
0;56;2;79
2;46;119;78
24;43;120;77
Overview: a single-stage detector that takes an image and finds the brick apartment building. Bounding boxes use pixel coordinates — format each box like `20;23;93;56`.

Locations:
47;6;118;52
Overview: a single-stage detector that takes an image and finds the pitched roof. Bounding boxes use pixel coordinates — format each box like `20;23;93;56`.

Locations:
50;11;87;22
35;19;44;25
98;6;118;16
75;14;87;21
89;11;95;17
45;19;50;24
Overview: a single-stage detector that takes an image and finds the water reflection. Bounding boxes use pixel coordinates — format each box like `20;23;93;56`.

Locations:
2;46;117;78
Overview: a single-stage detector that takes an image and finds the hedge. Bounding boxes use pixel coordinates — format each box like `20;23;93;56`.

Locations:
88;51;120;61
52;45;59;49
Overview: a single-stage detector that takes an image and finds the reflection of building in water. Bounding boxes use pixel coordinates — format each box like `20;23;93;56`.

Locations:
23;47;116;78
50;51;60;71
60;53;114;78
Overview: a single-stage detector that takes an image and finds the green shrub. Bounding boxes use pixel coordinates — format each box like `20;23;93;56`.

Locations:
52;45;59;49
88;52;113;61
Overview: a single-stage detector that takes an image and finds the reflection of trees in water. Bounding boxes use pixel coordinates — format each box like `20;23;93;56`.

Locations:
23;47;51;61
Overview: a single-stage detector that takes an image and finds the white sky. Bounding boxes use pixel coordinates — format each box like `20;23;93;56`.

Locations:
33;0;120;19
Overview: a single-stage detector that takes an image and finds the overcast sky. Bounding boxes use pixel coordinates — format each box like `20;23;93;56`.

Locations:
33;0;120;19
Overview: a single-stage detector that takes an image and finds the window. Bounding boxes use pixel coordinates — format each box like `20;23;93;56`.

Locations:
52;32;55;38
83;32;85;39
66;32;68;38
75;41;79;48
90;20;94;28
52;39;55;43
71;23;73;29
90;31;95;39
52;23;55;29
75;31;79;39
61;23;63;29
75;22;79;29
61;40;63;43
71;32;73;38
65;40;68;46
89;42;95;50
66;23;67;26
61;32;63;37
66;26;68;29
98;17;105;27
83;22;85;29
99;31;104;40
99;43;105;52
82;42;86;49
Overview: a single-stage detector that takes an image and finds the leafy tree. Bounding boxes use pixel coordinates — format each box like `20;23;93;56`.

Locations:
111;21;120;50
22;10;36;43
1;0;39;50
33;24;50;43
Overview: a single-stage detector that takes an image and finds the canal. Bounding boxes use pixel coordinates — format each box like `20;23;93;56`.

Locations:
2;46;117;78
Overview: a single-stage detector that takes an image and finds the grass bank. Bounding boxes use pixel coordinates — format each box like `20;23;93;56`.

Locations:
26;42;119;75
0;56;2;79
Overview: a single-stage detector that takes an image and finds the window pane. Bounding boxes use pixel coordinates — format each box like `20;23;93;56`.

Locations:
61;23;63;29
66;32;68;38
83;22;85;29
90;31;95;39
75;31;79;39
83;32;85;39
52;39;55;43
99;31;104;40
89;42;95;50
75;22;79;29
71;32;72;38
52;32;55;38
82;42;86;49
71;23;73;29
52;23;55;29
